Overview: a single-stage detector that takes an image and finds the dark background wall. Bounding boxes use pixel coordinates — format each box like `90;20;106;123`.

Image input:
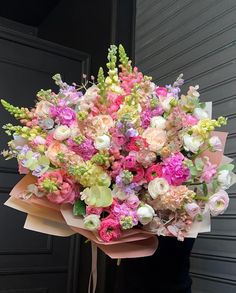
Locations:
135;1;236;292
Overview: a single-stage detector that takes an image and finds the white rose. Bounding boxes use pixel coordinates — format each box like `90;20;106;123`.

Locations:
94;134;111;150
208;190;229;216
84;214;101;231
217;170;232;189
193;108;209;120
150;116;166;129
83;85;99;102
148;177;169;199
209;136;222;151
183;134;203;153
137;204;155;225
53;125;71;141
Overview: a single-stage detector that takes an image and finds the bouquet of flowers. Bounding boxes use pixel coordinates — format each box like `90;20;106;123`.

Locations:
1;45;235;258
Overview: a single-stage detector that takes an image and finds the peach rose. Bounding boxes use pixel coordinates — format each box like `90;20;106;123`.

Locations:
35;101;53;118
142;127;167;153
45;141;68;166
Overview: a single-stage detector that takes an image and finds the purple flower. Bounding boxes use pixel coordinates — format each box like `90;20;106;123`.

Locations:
141;109;152;129
67;138;96;161
162;153;190;186
50;106;76;126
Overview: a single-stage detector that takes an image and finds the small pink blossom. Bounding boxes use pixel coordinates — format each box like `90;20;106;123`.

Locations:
201;160;217;183
122;155;136;169
126;194;140;209
156;87;168;97
185;202;201;218
86;206;103;216
98;217;121;242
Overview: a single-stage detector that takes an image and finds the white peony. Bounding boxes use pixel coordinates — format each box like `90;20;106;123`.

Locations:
193;107;209;120
53;125;71;141
84;214;101;231
217;170;232;189
148;177;169;199
137;204;155;225
183;134;203;153
94;134;111;150
209;136;222;151
150;116;166;129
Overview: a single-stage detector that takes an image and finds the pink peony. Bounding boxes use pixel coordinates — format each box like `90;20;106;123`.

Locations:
162;153;190;186
37;170;79;204
145;164;163;182
98;217;121;242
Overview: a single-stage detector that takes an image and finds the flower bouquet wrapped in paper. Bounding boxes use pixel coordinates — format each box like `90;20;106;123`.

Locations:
1;45;236;260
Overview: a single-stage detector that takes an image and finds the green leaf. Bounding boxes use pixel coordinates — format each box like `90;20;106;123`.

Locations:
73;199;86;216
202;182;208;196
218;164;234;172
195;158;204;171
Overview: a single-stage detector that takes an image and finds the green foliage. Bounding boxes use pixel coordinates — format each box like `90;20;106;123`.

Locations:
1;99;30;120
73;199;86;216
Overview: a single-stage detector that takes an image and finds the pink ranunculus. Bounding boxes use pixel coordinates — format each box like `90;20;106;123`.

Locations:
37;170;79;204
145;164;163;182
86;206;103;216
122;155;137;169
156;86;168;97
98;217;121;242
184;202;201;219
208;190;229;216
131;166;145;183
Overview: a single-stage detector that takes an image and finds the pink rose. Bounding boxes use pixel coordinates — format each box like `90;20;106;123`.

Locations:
184;202;201;218
45;141;69;167
208;190;229;216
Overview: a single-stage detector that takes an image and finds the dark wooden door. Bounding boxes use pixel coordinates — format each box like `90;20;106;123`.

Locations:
0;25;90;293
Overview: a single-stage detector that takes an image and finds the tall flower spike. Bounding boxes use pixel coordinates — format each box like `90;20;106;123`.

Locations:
1;99;30;120
97;67;106;102
118;44;132;73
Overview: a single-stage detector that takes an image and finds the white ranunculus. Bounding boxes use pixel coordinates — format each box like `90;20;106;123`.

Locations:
137;204;155;225
209;136;222;151
183;134;203;153
217;170;232;189
53;125;71;141
208;190;229;216
148;177;169;199
150;116;166;129
83;214;101;231
94;134;111;150
193;107;209;120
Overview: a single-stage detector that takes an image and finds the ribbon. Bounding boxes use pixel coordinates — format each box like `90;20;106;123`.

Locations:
88;242;98;293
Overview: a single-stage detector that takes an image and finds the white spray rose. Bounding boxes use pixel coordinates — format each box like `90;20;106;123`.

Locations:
137;204;155;225
150;116;166;129
217;170;232;189
148;177;169;199
209;136;222;151
208;190;229;216
53;125;71;141
84;214;101;231
183;134;203;153
94;134;111;150
193;108;209;120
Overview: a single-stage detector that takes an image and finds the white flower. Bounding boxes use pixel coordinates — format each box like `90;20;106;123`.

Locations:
53;125;71;141
112;185;128;200
217;170;232;189
184;202;201;218
159;96;174;111
209;136;222;151
150;116;166;129
137;204;155;225
193;108;209;120
35;100;52;118
94;134;111;150
208;190;229;216
84;214;101;231
183;134;203;153
148;177;169;199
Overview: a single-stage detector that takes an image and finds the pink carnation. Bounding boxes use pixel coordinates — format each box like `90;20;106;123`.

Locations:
162;153;190;186
37;170;79;204
98;217;121;242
